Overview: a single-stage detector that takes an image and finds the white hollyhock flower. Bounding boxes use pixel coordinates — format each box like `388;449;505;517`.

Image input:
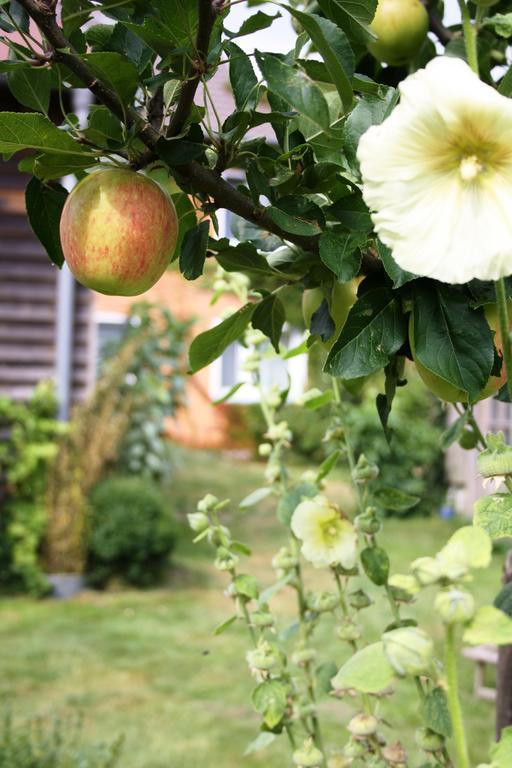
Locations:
358;56;512;284
291;495;357;569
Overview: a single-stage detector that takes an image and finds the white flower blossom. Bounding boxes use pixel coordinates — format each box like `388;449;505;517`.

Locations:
291;495;357;569
358;56;512;284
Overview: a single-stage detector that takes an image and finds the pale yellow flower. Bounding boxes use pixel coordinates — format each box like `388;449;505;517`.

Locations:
358;56;512;284
291;495;357;569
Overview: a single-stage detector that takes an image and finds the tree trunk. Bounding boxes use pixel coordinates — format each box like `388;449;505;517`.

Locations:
496;550;512;738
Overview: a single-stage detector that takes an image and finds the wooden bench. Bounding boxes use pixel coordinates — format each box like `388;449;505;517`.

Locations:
463;644;498;701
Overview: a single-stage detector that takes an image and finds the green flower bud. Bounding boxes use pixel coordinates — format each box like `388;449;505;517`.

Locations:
292;646;317;666
246;640;281;672
272;546;298;572
343;738;365;758
207;524;231;547
327;753;351;768
214;547;239;571
292;738;324;767
265;420;292;442
354;513;382;535
251;607;274;628
410;556;442;586
348;712;379;738
382;627;434;677
336;618;362;642
349;589;373;610
265;463;281;484
323;424;345;441
258;442;273;457
197;493;219;513
187;511;210;533
307;591;339;613
415;727;444;752
366;758;387;768
435;588;475;624
382;741;407;765
477;432;512;477
352;454;379;484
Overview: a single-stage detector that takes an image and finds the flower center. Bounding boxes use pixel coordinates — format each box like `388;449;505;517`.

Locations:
459;154;483;182
322;519;342;545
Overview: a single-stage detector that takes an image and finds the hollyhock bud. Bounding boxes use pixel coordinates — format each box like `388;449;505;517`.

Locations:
246;640;281;672
214;547;239;572
352;454;379;484
435;588;475;624
258;442;273;457
343;738;365;758
197;493;219;513
307;591;339;614
349;589;372;610
187;512;209;533
415;727;444;752
347;713;379;738
336;619;362;643
272;547;298;572
477;432;512;477
292;738;324;767
382;627;434;677
382;741;407;765
292;646;317;666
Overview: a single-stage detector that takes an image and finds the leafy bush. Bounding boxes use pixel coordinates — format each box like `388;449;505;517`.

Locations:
0;712;122;768
350;375;446;516
0;382;64;595
86;476;177;588
104;302;189;482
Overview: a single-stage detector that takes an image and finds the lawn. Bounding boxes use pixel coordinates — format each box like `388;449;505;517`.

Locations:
0;450;504;767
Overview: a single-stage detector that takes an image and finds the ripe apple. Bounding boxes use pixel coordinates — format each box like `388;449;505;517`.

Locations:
302;281;356;350
368;0;429;66
60;168;178;296
410;302;510;403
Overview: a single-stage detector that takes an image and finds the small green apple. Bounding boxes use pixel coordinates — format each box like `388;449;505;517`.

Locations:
368;0;429;66
302;282;356;350
60;168;178;296
410;302;510;403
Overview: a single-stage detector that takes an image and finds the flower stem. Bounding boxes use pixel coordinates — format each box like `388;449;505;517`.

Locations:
495;277;512;402
457;0;479;75
445;625;469;768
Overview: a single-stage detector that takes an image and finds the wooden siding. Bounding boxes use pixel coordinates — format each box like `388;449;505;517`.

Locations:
0;158;94;404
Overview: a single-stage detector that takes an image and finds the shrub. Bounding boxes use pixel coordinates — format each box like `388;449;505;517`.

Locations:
86;476;177;588
0;382;64;595
0;712;122;768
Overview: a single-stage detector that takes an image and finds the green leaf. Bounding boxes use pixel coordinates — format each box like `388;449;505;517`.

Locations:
179;220;209;281
235;10;280;36
256;52;331;133
491;726;512;768
244;732;276;756
0;112;90;158
189;303;255;373
156;135;205;165
483;12;512;37
440;410;469;451
233;574;259;600
319;231;365;282
325;288;407;379
361;546;389;586
252;680;287;728
317;0;377;44
316;450;341;482
7;66;52;113
464;605;512;646
239;487;273;509
344;90;396;170
412;281;494;403
268;206;322;237
277;482;317;526
373;487;420;513
331;642;395;693
212;382;244;405
329;193;373;232
85;105;124;148
216;242;273;277
213;614;237;636
438;526;492;570
285;9;354;112
474;494;512;540
316;661;339;695
82;52;139;104
226;42;258;111
303;390;333;410
252;295;285;353
422;687;452;738
377;240;416;289
25;178;67;268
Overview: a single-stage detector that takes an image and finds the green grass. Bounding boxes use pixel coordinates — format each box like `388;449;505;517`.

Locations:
0;450;504;767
